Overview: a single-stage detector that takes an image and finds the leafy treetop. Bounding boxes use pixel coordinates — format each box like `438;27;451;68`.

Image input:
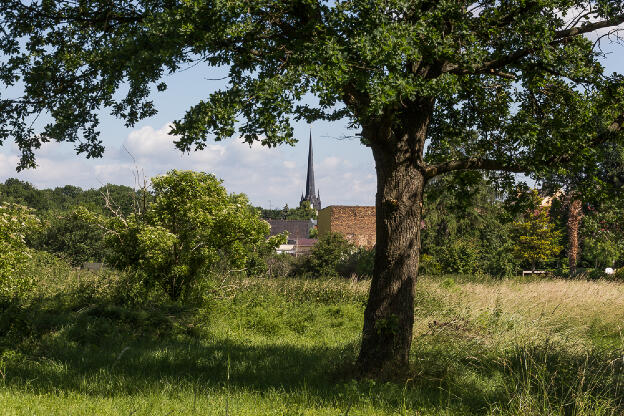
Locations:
79;170;284;300
0;0;622;184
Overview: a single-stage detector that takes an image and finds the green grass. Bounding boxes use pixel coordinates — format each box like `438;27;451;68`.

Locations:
1;261;623;415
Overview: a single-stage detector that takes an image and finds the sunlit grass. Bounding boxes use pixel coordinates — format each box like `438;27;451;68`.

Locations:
1;261;622;415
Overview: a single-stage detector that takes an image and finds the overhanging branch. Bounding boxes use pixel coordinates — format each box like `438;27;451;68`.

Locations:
425;113;624;180
424;158;525;179
442;13;624;77
554;14;624;39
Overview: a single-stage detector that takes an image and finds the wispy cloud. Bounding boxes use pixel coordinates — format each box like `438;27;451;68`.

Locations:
0;123;376;207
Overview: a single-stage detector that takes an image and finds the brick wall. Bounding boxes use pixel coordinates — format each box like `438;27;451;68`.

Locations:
317;205;376;248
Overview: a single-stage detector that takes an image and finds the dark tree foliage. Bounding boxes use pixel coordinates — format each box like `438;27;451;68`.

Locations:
33;210;108;266
0;179;142;264
421;172;518;277
0;178;52;211
1;0;624;374
0;179;143;215
259;201;318;220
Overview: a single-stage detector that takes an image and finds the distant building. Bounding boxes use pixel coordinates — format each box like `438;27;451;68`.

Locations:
276;243;295;255
267;218;318;256
294;238;317;256
266;219;313;240
318;205;376;248
300;132;321;211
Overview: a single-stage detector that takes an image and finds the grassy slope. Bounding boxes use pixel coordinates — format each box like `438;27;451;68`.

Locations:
1;263;623;415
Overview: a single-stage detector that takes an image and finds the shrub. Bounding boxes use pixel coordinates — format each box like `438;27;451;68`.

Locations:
607;267;624;281
481;244;519;278
586;268;606;280
34;209;107;266
81;170;285;300
295;232;355;278
0;203;41;299
338;247;375;279
419;253;442;275
264;253;296;278
434;238;482;275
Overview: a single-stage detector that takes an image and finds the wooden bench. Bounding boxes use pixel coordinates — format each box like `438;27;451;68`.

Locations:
522;270;546;277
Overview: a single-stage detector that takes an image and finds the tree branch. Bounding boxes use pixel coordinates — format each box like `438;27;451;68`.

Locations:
442;13;624;77
554;14;624;39
424;158;525;179
425;113;624;179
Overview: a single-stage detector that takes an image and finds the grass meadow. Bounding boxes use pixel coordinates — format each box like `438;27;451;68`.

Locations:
1;259;623;415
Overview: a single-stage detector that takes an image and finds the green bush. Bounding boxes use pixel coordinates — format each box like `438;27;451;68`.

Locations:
607;267;624;281
34;210;107;266
586;268;606;280
295;232;355;278
419;253;441;275
264;253;296;278
338;246;375;279
0;203;41;300
481;244;519;278
434;238;482;275
81;170;285;300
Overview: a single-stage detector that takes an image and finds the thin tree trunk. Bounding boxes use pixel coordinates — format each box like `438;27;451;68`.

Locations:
357;136;426;376
567;198;582;276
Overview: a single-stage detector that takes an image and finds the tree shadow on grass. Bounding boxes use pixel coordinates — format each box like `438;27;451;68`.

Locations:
1;297;623;415
1;297;359;398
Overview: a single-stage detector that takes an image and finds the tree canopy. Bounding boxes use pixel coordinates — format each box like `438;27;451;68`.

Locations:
2;0;624;375
0;1;621;174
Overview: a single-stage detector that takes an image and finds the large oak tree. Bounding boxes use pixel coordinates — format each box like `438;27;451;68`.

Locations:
1;0;624;375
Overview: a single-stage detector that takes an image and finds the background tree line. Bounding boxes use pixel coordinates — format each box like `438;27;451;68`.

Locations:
3;171;624;283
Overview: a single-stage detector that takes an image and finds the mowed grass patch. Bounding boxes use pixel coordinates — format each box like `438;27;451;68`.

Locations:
0;265;623;415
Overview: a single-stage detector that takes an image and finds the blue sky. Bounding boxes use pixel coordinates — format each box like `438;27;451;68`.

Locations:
1;29;623;208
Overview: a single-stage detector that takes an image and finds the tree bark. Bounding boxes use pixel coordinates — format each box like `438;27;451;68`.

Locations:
567;198;583;275
357;129;426;376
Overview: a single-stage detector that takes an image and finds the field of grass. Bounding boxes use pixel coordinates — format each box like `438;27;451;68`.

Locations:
1;260;623;415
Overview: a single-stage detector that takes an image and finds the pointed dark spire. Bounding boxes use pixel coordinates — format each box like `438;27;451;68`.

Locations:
300;130;322;211
305;131;315;198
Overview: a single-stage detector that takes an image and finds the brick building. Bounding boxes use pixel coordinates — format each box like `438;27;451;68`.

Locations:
317;205;376;248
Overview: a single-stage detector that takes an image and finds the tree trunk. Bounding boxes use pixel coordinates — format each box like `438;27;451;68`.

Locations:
567;199;582;276
357;136;426;376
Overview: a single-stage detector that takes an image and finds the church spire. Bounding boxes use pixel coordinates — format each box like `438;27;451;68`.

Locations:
305;131;315;198
300;130;322;211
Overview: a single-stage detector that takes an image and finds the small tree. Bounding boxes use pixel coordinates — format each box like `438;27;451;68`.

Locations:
83;170;284;300
0;203;41;299
513;197;562;272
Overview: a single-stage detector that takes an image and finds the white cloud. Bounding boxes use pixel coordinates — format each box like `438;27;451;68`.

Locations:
0;123;376;207
320;156;342;169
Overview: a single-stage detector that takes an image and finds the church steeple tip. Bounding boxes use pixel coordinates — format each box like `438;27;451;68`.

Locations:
300;130;321;211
